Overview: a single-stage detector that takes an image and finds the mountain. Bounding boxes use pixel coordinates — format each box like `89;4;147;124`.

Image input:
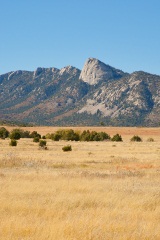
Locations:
0;58;160;126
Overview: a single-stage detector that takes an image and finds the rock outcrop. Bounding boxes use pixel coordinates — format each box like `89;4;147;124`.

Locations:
79;58;125;85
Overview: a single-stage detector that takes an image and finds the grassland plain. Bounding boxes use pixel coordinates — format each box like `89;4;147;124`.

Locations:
0;127;160;240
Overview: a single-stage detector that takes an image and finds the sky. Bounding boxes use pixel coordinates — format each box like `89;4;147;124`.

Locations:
0;0;160;75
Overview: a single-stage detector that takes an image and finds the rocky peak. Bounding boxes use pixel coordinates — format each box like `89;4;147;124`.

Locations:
79;58;125;85
59;65;80;76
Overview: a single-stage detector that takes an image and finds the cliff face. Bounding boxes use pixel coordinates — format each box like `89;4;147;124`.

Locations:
0;58;160;126
79;58;125;85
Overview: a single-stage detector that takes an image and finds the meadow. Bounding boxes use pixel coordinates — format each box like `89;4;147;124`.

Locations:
0;126;160;240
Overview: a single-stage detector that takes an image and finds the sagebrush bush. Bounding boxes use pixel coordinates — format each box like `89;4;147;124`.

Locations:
9;139;17;146
45;133;51;139
130;135;142;142
9;129;30;139
30;131;41;139
111;134;123;142
0;127;9;139
46;133;54;139
19;130;30;138
9;130;21;140
33;137;40;142
39;140;47;148
52;133;61;141
80;130;110;141
62;145;72;151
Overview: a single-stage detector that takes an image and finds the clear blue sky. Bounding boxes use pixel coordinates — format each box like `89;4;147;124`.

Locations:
1;0;160;75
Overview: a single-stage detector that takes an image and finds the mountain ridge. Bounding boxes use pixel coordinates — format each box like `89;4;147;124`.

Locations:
0;58;160;126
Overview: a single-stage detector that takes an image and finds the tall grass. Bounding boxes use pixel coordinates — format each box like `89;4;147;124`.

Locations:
0;129;160;239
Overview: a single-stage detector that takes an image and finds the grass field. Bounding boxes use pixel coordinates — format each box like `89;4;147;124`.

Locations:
0;126;160;239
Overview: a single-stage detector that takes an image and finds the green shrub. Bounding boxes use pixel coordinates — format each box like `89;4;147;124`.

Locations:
45;133;53;139
111;134;123;142
98;132;111;141
39;140;47;148
51;133;61;141
62;145;72;151
60;129;79;141
0;127;9;139
21;130;30;138
52;129;80;141
9;129;30;138
80;130;91;141
33;137;40;142
130;135;142;142
42;136;46;139
80;130;110;141
30;131;41;139
9;130;21;140
65;129;79;141
45;133;50;139
9;139;17;146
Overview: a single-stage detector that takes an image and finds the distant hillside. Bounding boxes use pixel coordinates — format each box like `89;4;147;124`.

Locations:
0;58;160;126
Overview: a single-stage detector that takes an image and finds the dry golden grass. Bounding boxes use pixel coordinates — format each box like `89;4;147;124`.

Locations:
0;127;160;239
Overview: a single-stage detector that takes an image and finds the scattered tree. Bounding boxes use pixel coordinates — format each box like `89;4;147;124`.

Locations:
51;132;61;141
39;140;47;148
130;135;142;142
9;139;17;146
62;145;72;151
30;131;41;139
80;130;110;141
9;130;21;140
33;137;40;142
0;127;9;139
111;134;123;142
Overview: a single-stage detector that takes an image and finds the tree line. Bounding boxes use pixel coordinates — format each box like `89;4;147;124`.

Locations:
0;127;124;142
